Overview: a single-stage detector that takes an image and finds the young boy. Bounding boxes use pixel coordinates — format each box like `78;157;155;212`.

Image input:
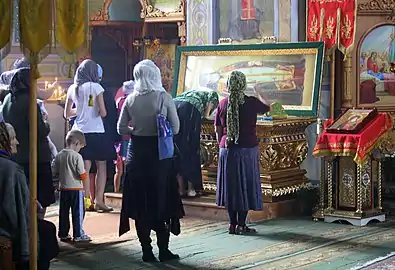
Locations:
53;130;91;242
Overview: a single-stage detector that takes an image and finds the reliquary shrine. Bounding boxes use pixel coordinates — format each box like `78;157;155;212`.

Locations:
313;109;393;226
335;0;395;208
172;41;325;203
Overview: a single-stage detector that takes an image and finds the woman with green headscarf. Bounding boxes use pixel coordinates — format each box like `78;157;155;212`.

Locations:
215;70;270;235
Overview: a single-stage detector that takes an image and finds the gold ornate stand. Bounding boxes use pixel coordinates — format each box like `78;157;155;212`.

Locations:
312;119;327;221
323;155;385;226
200;117;316;202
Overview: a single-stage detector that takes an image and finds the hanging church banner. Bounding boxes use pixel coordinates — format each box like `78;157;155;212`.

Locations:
19;0;52;61
338;0;356;56
0;0;12;59
307;0;356;55
55;0;87;54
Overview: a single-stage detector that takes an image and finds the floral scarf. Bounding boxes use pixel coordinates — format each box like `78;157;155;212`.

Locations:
0;112;11;155
226;70;246;145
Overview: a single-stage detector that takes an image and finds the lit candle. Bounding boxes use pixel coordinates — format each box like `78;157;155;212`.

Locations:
57;86;62;98
44;81;48;89
55;77;58;82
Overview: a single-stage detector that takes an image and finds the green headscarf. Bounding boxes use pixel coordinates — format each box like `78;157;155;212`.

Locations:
226;70;246;145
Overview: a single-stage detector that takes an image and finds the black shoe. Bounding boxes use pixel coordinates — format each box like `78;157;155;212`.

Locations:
142;250;157;262
159;249;180;262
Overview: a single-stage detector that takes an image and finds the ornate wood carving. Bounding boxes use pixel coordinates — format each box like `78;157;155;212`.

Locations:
358;0;395;21
90;0;112;21
177;21;186;45
139;0;185;22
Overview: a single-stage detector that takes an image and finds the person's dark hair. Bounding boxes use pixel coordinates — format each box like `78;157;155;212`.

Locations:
0;122;11;154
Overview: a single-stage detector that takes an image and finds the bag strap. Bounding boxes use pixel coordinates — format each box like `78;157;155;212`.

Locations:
158;91;166;115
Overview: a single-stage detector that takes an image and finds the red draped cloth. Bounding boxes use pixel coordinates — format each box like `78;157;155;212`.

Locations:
384;73;395;96
241;0;256;20
313;113;392;165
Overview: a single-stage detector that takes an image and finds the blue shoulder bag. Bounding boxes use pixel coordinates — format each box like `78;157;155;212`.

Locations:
157;92;174;160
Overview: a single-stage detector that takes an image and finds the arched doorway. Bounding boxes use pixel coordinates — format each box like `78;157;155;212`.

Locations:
91;28;127;96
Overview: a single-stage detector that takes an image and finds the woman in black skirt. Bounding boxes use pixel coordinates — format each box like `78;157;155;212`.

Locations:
173;90;219;197
118;59;184;263
64;59;113;212
1;68;56;213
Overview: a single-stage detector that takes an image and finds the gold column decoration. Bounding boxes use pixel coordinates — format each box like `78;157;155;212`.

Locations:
378;160;382;210
326;159;334;213
313;118;327;221
356;163;363;215
0;0;12;60
342;54;353;108
329;52;335;119
177;21;186;45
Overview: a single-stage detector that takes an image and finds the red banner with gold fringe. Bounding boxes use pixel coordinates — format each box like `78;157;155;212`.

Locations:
307;0;356;55
339;0;357;56
322;1;340;52
307;0;322;42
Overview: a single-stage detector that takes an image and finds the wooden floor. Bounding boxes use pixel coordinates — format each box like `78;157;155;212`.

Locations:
46;208;395;270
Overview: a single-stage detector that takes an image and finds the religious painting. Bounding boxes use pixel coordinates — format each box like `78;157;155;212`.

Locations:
172;42;324;117
140;0;184;22
150;0;180;12
218;0;275;44
358;24;395;107
326;108;378;134
145;43;177;92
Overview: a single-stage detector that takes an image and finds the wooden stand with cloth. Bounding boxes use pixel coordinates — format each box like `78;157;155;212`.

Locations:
313;112;393;226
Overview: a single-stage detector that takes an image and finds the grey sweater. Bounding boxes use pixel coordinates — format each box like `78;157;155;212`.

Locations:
117;91;180;136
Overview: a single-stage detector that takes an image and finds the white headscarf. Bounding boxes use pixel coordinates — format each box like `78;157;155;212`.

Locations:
122;80;135;95
133;59;165;95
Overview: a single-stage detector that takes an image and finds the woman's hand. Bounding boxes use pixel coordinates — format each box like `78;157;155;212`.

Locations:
96;92;107;118
204;102;215;119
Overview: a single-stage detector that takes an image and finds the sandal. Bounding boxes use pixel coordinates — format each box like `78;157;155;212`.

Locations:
236;225;257;235
228;224;237;235
94;203;113;212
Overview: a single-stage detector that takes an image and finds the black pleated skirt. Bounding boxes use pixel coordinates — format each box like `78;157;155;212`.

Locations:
119;136;184;231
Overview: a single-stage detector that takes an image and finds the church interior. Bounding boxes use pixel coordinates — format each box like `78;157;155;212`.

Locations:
2;0;395;269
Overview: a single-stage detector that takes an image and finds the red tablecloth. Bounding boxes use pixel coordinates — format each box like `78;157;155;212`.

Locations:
313;113;392;165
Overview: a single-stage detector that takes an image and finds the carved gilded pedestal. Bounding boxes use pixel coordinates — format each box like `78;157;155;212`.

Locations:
323;156;385;226
200;117;316;203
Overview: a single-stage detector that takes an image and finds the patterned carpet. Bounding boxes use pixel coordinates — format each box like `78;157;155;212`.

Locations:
353;252;395;269
50;217;395;270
